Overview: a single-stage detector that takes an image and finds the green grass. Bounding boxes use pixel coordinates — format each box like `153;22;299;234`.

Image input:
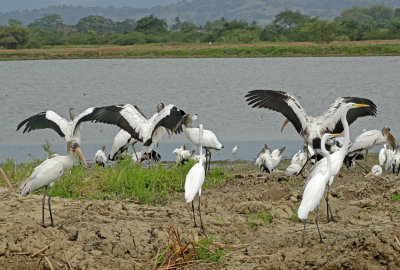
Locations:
290;206;299;222
393;191;400;202
245;209;274;228
2;155;235;205
195;237;226;263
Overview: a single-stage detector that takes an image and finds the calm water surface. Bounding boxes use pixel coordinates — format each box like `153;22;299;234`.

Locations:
0;57;398;162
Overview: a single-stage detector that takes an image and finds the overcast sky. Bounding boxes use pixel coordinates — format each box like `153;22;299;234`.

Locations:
0;0;187;13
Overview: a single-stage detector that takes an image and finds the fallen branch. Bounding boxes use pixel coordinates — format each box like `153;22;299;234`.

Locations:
394;233;400;247
63;250;73;270
31;243;52;258
41;255;55;270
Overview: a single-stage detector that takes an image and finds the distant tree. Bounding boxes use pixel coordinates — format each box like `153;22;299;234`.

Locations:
8;19;22;26
273;10;311;30
134;15;167;34
115;19;135;32
28;14;63;29
76;15;116;33
395;8;400;18
300;20;337;43
180;21;197;33
0;26;29;49
170;17;181;31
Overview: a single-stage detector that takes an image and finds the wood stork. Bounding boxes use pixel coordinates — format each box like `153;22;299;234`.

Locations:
307;102;370;222
285;148;307;176
95;145;107;167
17;108;92;145
256;145;285;174
345;127;396;170
182;114;223;173
184;124;206;233
132;150;161;163
71;103;186;159
108;129;139;161
245;90;377;150
0;168;12;188
298;133;339;246
365;165;382;177
20;141;87;227
231;146;238;160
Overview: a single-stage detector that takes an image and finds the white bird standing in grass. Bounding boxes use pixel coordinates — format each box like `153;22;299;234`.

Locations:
232;146;238;161
95;145;107;167
298;133;339;246
20;141;87;227
184;124;206;233
172;145;191;164
183;114;223;173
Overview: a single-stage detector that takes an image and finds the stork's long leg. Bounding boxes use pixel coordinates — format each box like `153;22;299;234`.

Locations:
297;143;310;177
315;205;323;243
132;144;139;161
301;219;307;247
204;149;209;173
42;186;48;226
191;201;197;228
208;151;212;173
48;183;54;227
365;150;369;171
198;195;206;234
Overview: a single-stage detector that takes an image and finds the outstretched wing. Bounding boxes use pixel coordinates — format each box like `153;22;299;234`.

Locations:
322;97;377;133
16;111;68;139
245;90;308;134
73;104;147;141
144;104;186;146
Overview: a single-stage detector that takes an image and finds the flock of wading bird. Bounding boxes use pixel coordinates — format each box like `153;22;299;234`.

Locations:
0;90;397;246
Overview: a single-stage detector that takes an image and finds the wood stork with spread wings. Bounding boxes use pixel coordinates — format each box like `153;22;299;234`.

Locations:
71;103;186;157
17;108;91;145
20;141;87;227
245;90;377;150
182;114;223;173
298;133;339;246
345;126;396;170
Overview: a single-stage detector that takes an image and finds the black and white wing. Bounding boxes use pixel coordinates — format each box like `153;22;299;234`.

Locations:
143;104;186;146
72;104;147;141
17;111;69;139
245;90;308;134
322;97;377;133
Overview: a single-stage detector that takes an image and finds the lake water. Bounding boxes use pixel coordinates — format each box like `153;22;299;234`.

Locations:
1;57;399;163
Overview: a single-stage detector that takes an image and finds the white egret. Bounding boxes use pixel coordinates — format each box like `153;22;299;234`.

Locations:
95;145;107;167
298;133;339;246
307;102;371;222
184;124;206;233
20;141;87;227
232;146;238;160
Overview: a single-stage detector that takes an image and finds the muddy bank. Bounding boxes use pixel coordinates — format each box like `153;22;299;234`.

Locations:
0;165;399;269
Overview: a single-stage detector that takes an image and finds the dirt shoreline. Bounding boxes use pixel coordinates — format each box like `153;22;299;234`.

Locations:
0;161;399;269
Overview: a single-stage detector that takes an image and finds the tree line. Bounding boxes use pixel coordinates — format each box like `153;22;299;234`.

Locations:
1;5;400;49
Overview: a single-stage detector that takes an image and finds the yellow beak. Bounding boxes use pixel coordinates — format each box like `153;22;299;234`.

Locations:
281;118;290;133
0;168;12;188
353;103;370;107
75;147;88;167
329;133;342;137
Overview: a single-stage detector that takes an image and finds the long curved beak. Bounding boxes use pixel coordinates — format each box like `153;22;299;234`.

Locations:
171;115;186;134
364;172;373;177
0;168;12;188
329;133;342;137
353;103;370;107
75;147;87;167
280;118;290;133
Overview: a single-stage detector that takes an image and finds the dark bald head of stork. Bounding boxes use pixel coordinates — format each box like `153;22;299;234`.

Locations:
182;114;198;128
67;141;87;166
382;126;397;150
69;108;75;121
157;103;165;113
102;145;106;152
